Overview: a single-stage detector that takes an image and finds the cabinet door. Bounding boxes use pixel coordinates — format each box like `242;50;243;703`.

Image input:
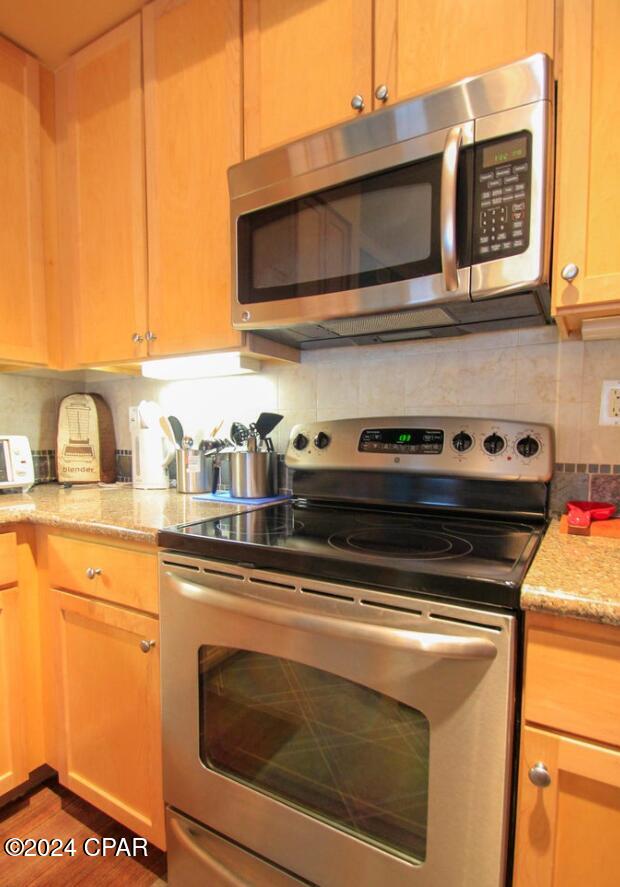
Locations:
0;38;47;365
143;0;242;356
374;0;553;107
58;16;148;365
552;0;620;327
53;590;165;848
0;587;27;795
514;726;620;887
243;0;372;156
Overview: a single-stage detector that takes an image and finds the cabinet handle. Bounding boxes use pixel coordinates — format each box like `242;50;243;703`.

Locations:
85;567;102;580
145;331;157;342
528;761;551;788
132;332;144;343
140;639;156;653
561;263;579;282
374;84;389;102
350;94;365;111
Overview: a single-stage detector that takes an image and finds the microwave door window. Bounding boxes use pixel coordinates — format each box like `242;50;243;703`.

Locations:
238;158;443;304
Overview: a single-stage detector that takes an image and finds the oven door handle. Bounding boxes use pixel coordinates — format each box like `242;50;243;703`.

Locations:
440;125;463;292
170;575;497;660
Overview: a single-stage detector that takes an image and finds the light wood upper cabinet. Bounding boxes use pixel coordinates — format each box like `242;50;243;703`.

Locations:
374;0;554;107
514;726;620;887
53;589;165;848
552;0;620;331
0;586;28;795
57;16;148;365
143;0;242;356
243;0;373;156
0;37;47;365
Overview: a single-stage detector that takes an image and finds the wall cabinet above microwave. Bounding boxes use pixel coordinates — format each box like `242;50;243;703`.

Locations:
243;0;554;157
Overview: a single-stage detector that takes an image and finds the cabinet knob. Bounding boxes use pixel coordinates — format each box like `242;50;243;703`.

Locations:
85;567;102;580
351;94;365;111
140;639;156;654
528;761;551;788
132;332;144;343
561;263;579;282
374;84;389;102
145;331;157;342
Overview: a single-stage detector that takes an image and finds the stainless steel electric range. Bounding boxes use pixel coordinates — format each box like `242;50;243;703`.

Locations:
158;416;553;887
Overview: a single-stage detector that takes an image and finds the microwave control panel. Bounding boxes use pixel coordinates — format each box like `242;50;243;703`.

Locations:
472;132;531;263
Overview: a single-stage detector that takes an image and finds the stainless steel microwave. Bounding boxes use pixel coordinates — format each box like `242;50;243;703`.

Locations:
228;54;554;349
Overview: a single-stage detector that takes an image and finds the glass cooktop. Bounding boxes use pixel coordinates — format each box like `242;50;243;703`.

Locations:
159;501;546;609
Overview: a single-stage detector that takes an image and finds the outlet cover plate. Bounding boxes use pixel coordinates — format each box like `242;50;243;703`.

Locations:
599;379;620;426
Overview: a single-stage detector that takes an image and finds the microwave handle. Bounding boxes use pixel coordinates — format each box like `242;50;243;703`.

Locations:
169;574;497;660
440;125;463;292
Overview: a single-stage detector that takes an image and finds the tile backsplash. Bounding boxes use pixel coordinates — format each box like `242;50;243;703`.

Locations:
1;326;619;503
83;326;620;465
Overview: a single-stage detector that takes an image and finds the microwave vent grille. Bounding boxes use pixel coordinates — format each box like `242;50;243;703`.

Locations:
320;307;453;336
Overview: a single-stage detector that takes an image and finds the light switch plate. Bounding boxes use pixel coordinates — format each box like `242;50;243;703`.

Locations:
599;380;620;426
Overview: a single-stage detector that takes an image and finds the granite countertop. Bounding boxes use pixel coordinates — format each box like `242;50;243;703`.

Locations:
522;519;620;626
0;483;257;544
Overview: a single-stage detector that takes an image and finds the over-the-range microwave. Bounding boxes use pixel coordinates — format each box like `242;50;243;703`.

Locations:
228;54;554;348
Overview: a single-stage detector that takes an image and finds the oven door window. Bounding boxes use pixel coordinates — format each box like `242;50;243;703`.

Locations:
199;647;430;864
237;151;472;304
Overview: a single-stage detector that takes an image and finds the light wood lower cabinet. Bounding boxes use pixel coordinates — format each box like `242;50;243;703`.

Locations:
514;726;620;887
514;613;620;885
52;589;165;848
0;586;28;796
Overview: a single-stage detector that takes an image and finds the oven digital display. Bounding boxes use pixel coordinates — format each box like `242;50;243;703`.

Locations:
359;428;444;454
482;135;527;168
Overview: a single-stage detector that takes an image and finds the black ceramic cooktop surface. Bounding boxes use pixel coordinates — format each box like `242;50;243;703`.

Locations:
159;500;546;609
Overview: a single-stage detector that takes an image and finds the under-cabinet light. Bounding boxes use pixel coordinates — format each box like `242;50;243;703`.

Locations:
141;353;261;380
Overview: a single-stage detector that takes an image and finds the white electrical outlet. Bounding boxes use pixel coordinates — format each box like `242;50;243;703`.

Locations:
599;380;620;426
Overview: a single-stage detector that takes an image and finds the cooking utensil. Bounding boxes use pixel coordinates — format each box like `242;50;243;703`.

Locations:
230;422;249;447
168;416;184;448
210;420;224;439
160;416;178;449
182;435;194;449
566;500;616;535
255;412;283;452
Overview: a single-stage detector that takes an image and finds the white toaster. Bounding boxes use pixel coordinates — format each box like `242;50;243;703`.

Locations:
0;435;35;492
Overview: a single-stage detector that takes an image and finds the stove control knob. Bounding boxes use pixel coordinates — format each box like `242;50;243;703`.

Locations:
292;433;309;451
452;431;473;453
483;433;506;455
516;435;540;458
314;431;331;450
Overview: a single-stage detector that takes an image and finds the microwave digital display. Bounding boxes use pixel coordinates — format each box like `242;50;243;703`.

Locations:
359;428;444;454
482;136;527;168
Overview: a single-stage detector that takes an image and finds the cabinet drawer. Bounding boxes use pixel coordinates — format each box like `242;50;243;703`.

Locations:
0;532;18;587
524;613;620;747
48;535;158;614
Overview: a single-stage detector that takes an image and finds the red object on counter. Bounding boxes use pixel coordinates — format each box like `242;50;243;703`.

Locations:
566;500;616;533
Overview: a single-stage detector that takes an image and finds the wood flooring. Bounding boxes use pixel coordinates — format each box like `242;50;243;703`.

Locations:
0;779;166;886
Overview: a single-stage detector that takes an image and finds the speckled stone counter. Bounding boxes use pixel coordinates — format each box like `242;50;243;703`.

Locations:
0;483;258;544
522;519;620;626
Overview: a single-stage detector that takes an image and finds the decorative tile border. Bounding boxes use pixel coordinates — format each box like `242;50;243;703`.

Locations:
32;450;56;484
28;450;620;514
555;463;620;475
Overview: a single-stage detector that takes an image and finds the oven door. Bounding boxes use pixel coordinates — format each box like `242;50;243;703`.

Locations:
230;122;474;331
160;555;516;887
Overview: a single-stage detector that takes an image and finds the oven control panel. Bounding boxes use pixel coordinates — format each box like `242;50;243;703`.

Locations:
286;417;553;482
472;132;531;263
